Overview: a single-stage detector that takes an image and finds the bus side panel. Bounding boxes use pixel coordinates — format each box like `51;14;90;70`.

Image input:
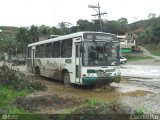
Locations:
34;58;45;76
59;58;75;83
44;58;62;80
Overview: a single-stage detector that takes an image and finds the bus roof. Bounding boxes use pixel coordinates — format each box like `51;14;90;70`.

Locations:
28;31;116;47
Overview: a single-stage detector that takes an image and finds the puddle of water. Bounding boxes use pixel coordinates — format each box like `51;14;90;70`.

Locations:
122;90;152;97
31;76;153;106
36;78;120;102
115;83;150;93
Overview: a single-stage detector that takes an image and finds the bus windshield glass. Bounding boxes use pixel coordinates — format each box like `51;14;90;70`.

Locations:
82;41;119;66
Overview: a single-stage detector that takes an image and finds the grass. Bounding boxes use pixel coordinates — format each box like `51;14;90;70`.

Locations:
133;106;145;119
87;98;109;106
0;85;27;109
0;85;48;120
143;44;160;56
125;55;152;62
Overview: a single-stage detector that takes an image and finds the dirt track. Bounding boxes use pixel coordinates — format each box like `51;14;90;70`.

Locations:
1;60;160;114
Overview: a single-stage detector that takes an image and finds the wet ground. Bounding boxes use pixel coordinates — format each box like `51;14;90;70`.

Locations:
0;59;160;114
118;59;160;114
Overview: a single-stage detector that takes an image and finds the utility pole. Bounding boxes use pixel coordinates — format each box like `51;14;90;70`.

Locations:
88;3;107;32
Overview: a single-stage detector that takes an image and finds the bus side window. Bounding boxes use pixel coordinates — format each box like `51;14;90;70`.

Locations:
28;47;31;58
45;43;52;58
52;41;60;58
35;46;39;58
39;44;45;58
61;39;72;58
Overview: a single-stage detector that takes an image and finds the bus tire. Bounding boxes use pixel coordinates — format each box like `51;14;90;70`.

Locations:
63;71;70;86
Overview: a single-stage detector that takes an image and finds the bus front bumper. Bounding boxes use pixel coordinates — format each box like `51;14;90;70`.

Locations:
82;76;121;85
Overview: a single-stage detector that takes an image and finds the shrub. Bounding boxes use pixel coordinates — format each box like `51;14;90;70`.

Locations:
0;63;46;92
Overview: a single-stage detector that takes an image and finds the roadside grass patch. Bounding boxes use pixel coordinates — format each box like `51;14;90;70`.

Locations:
133;106;145;119
143;44;160;56
0;85;27;113
61;100;132;120
87;98;108;106
125;55;152;62
0;63;46;92
0;86;47;120
0;63;46;119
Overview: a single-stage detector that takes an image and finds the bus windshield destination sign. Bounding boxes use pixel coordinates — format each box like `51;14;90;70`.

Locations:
83;33;114;41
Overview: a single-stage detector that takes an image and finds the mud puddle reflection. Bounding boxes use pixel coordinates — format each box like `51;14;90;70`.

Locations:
33;77;152;103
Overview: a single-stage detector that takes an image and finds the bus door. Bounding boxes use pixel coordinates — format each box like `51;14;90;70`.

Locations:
75;43;81;83
31;46;36;74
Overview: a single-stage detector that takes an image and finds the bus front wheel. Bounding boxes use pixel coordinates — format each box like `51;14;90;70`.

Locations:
63;71;70;86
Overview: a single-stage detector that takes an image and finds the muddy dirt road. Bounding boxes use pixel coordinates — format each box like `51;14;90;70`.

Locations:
119;59;160;114
1;59;160;114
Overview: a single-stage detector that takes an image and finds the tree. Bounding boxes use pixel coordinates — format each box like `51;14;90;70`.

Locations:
58;22;72;35
118;17;128;25
51;27;63;35
16;27;29;54
39;25;51;35
29;25;39;43
103;20;121;34
77;19;92;31
148;13;157;19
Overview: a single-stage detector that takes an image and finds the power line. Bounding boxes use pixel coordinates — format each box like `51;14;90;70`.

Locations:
88;3;107;32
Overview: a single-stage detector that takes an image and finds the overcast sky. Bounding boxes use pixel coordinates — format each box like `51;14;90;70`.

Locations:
0;0;160;27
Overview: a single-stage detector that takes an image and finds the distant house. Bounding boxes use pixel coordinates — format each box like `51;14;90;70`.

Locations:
117;35;132;53
125;28;144;46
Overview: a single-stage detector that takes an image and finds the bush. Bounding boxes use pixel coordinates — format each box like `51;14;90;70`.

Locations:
0;63;46;92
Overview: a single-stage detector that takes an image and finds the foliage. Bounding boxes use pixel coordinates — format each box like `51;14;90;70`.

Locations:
62;102;131;120
138;17;160;45
143;44;160;56
148;13;157;19
0;27;18;54
0;85;27;114
87;98;108;106
1;18;129;54
0;85;27;108
0;85;48;120
125;55;152;62
0;63;46;92
133;106;144;119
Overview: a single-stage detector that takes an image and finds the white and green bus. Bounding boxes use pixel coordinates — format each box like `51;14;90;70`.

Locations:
27;32;121;86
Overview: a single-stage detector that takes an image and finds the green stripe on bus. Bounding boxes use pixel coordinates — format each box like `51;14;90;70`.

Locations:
82;77;97;85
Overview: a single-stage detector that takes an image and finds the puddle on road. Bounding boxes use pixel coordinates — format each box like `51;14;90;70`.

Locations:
33;77;152;103
123;90;152;97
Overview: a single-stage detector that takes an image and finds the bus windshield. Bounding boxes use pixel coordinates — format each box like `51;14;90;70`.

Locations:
82;41;119;66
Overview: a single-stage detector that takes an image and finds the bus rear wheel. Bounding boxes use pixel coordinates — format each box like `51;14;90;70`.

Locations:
63;71;70;86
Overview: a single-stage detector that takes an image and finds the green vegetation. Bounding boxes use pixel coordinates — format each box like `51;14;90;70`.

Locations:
0;64;46;120
0;86;46;120
0;17;128;56
87;98;108;106
133;106;145;119
0;63;46;92
143;44;160;56
0;85;27;113
138;17;160;46
125;55;152;62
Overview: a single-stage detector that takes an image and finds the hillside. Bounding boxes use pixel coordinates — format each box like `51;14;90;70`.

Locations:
128;17;160;31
